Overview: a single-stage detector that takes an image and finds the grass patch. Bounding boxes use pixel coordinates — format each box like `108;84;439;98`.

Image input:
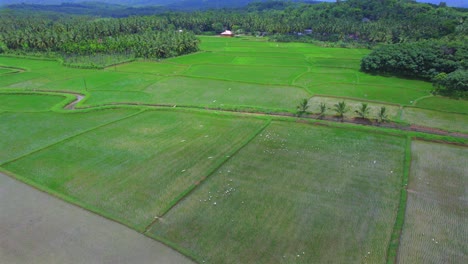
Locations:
150;122;406;263
185;64;307;85
402;107;468;133
415;96;468;114
0;108;139;164
62;53;135;69
397;141;468;264
111;61;189;75
294;72;432;105
3;110;265;231
165;52;237;65
143;76;309;110
0;93;66;112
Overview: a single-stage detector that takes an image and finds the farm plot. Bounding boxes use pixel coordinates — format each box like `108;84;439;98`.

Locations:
165;52;237;65
0;71;51;89
294;72;432;105
3;110;266;231
0;67;17;74
82;77;309;111
416;96;468;114
0;57;59;71
0;172;194;264
143;76;309;110
150;122;406;263
185;64;307;85
401;107;468;133
0;93;65;112
0;108;139;164
398;141;467;264
112;61;189;75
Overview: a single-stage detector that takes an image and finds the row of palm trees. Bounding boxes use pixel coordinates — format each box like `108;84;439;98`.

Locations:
297;99;388;123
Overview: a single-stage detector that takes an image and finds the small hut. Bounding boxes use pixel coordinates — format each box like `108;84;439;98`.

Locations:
220;30;234;37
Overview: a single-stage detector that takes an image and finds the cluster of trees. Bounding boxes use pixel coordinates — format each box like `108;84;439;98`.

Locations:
361;40;467;97
0;0;466;76
160;0;466;44
0;11;199;62
2;0;466;48
297;99;389;123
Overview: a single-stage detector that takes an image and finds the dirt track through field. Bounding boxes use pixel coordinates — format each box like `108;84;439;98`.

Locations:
0;172;194;264
56;91;468;139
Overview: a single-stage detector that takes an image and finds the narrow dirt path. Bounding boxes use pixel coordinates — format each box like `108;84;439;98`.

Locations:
65;94;84;109
54;92;468;138
56;91;468;140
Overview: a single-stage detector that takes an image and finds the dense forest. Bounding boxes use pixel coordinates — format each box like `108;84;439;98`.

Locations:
361;40;467;97
0;0;466;94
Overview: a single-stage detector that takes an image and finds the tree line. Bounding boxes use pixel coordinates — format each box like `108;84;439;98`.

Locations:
0;0;466;73
0;11;199;64
361;40;467;97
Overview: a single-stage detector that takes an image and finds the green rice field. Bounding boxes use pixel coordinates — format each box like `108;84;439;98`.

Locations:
3;110;266;230
0;36;467;264
401;107;468;133
150;122;406;263
0;93;65;112
0;107;139;164
398;141;467;264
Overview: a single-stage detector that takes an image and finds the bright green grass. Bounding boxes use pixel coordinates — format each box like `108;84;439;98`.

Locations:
82;77;309;111
165;52;237;65
3;110;265;230
307;96;400;119
82;90;156;106
143;77;309;110
185;64;307;85
150;122;406;263
231;56;310;67
112;61;189;75
416;96;468;114
0;108;138;164
294;72;432;105
0;72;49;89
0;57;59;71
304;83;429;105
398;141;467;264
92;74;162;91
0;40;459;119
0;93;65;112
0;68;15;74
38;71;130;91
308;58;361;69
402;107;468;133
198;36;369;58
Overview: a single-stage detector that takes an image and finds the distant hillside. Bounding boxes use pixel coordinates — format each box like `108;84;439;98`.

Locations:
0;0;175;6
1;0;467;8
0;1;319;16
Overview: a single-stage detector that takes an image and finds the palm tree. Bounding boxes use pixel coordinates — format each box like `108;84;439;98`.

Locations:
378;106;388;123
296;98;309;117
355;103;371;119
333;101;349;121
318;102;327;119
